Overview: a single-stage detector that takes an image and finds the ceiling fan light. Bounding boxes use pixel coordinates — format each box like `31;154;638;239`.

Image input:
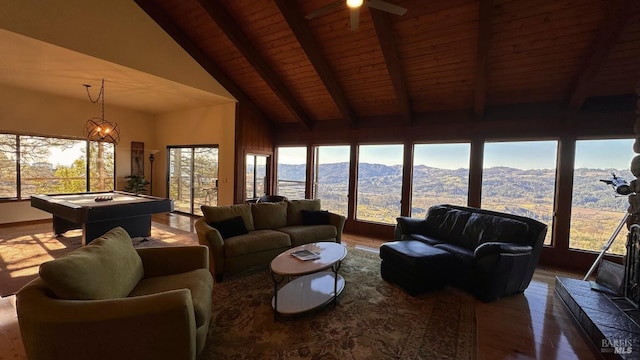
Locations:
346;0;363;9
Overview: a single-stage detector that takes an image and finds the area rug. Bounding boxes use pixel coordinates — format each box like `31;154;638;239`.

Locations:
198;249;477;360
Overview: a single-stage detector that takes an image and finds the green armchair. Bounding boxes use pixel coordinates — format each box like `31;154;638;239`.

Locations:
16;227;213;360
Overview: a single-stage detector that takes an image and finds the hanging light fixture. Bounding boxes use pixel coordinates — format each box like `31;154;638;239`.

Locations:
346;0;363;8
83;78;120;144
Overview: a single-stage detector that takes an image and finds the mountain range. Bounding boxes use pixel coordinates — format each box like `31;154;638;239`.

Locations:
277;162;632;212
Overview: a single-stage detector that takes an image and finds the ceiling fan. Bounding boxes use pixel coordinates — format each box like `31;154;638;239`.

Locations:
305;0;408;31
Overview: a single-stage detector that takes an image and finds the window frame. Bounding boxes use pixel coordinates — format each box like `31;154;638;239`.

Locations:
166;144;219;216
568;138;634;255
276;146;308;199
312;144;351;217
245;153;270;201
0;132;116;200
410;141;471;218
355;143;404;225
480;139;559;246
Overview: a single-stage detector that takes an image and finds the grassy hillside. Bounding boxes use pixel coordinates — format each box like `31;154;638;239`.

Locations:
278;163;632;254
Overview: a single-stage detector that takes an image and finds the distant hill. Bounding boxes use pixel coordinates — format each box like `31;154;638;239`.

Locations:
277;162;631;212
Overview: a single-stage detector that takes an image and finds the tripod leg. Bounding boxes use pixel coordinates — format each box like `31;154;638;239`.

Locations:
583;212;629;280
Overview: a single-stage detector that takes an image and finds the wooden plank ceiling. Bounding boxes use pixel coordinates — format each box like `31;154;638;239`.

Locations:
135;0;640;129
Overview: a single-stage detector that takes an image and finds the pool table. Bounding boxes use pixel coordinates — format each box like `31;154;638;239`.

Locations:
30;191;174;245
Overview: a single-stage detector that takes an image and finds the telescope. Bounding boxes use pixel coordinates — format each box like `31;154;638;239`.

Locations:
600;172;631;195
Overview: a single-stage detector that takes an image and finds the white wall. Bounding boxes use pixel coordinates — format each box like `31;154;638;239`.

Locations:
154;103;237;206
0;83;156;223
0;0;233;99
0;0;239;224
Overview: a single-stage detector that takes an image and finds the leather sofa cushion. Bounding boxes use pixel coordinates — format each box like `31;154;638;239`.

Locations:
252;202;288;230
380;240;452;270
223;230;291;257
461;213;530;249
277;225;337;247
130;268;213;327
396;217;430;236
286;199;321;226
202;204;255;231
425;206;471;243
434;243;475;264
39;227;143;300
400;233;443;246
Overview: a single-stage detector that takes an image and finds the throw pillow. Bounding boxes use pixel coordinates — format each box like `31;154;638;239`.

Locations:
210;216;249;239
301;210;330;225
39;227;143;300
493;218;529;244
201;204;255;231
396;216;429;236
252;202;288;230
286;199;321;225
425;208;471;243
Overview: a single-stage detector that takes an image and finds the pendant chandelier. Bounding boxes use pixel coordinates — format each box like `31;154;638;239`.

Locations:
83;79;120;144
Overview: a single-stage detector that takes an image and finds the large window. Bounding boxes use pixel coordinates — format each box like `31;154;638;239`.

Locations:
0;134;18;198
277;147;307;199
411;143;470;218
168;146;218;216
356;144;403;224
570;139;633;255
0;133;114;199
313;145;350;216
246;154;269;200
482;141;558;244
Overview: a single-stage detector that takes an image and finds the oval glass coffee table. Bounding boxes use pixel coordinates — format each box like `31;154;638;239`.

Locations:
270;242;347;319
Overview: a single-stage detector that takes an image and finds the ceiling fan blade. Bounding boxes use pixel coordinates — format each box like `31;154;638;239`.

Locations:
305;0;344;20
350;7;360;31
366;0;407;16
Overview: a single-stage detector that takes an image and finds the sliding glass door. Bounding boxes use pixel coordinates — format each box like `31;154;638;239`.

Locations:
313;145;350;217
168;146;218;216
246;154;269;201
277;147;307;199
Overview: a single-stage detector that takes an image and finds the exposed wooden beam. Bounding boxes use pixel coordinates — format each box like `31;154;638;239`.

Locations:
474;0;493;120
133;0;267;120
197;0;313;130
370;9;412;124
274;0;358;127
566;0;639;115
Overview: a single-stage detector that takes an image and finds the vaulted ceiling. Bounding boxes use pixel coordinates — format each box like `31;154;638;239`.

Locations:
135;0;640;130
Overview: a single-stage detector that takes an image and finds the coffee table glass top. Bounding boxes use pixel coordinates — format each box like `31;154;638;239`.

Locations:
270;242;347;277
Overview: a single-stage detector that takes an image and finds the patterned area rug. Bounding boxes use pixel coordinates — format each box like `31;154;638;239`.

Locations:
199;249;477;360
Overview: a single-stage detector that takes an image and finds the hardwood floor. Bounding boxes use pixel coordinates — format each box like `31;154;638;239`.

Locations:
0;213;599;359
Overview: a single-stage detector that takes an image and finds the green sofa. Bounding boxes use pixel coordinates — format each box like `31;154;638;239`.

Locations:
195;199;346;282
16;227;213;360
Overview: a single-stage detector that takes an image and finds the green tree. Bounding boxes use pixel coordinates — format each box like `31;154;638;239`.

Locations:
89;142;114;191
53;158;86;193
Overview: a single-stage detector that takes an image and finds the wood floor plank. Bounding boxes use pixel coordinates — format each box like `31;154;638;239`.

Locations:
0;296;23;360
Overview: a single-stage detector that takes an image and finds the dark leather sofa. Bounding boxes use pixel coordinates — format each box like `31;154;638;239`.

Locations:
390;204;547;301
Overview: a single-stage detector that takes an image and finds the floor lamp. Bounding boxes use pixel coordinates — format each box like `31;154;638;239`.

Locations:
149;153;155;195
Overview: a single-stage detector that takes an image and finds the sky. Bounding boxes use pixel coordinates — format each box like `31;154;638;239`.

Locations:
47;142;86;166
575;139;635;169
47;139;636;170
276;139;636;170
